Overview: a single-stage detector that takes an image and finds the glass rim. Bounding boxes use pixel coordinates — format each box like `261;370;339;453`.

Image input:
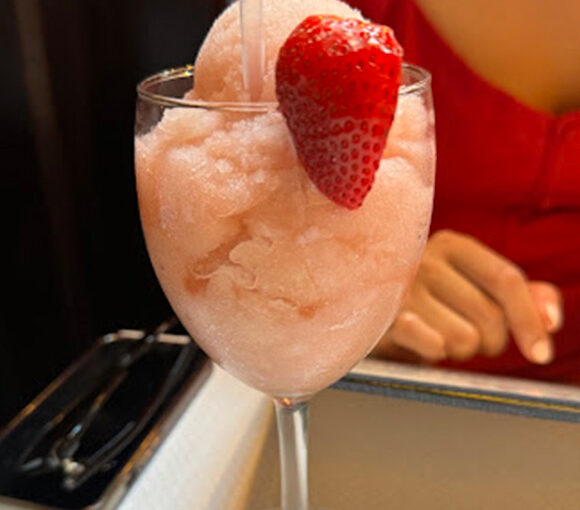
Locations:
136;63;431;111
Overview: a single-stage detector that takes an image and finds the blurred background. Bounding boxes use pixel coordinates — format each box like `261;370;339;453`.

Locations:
1;0;227;427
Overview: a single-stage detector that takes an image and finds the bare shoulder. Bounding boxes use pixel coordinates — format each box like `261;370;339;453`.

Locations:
413;0;580;114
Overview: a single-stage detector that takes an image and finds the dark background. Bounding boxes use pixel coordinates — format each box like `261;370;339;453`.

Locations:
1;0;227;427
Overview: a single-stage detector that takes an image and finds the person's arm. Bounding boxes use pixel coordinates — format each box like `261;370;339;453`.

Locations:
374;230;562;364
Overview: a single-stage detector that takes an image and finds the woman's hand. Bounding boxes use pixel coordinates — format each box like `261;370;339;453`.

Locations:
375;230;563;365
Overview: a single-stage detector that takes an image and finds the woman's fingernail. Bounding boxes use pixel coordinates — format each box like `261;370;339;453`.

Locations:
544;301;562;331
531;339;554;364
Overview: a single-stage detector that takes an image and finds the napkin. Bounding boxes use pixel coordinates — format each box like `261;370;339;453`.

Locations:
118;364;271;510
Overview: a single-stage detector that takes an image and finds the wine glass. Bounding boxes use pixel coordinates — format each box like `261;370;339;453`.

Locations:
135;63;434;509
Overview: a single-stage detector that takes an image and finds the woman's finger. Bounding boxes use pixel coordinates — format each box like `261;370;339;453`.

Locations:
419;257;508;357
527;281;563;333
385;310;446;362
432;231;553;364
411;289;481;361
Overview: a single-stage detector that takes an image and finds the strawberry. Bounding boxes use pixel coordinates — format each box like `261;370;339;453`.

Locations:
276;15;403;209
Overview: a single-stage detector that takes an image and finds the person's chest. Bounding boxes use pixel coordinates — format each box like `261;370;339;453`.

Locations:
414;0;580;115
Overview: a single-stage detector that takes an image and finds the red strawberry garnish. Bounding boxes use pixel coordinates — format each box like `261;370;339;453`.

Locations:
276;16;403;209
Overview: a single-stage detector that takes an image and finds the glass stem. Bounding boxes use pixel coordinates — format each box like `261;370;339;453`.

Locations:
274;397;310;510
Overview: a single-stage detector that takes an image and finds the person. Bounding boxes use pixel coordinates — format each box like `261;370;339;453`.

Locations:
348;0;580;383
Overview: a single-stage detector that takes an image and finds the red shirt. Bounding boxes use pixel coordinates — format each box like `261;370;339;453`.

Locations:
351;0;580;383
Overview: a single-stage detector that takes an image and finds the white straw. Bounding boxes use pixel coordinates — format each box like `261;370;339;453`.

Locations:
240;0;265;101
